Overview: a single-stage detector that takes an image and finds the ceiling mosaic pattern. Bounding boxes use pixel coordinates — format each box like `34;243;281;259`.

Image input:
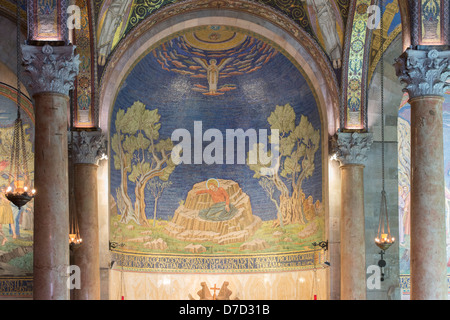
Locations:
93;0;351;70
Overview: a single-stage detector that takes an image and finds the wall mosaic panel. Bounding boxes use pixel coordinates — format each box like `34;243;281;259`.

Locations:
73;0;96;127
398;91;450;298
0;85;34;298
109;26;325;274
27;0;68;42
341;0;373;130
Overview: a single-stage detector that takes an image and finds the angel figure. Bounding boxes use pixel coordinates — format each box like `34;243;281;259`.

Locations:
192;58;233;94
301;0;342;69
97;0;134;66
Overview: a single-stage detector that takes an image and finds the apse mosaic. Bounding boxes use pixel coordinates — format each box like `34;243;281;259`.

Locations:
109;26;325;273
398;91;450;295
0;87;34;297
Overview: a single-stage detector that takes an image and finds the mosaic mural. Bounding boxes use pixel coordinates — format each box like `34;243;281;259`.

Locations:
73;0;96;127
342;0;372;130
0;86;34;297
398;91;450;297
419;0;444;45
368;0;402;82
27;0;67;42
109;26;325;273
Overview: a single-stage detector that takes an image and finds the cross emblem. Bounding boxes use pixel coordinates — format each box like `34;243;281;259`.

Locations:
210;284;220;300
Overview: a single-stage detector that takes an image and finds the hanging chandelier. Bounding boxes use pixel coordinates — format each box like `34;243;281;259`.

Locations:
69;88;82;248
69;209;82;248
374;0;395;252
5;1;35;209
375;191;395;250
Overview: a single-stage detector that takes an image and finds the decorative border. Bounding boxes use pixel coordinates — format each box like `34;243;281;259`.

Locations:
111;249;324;273
400;274;450;296
341;0;373;131
27;0;67;42
418;0;445;45
0;277;33;297
73;0;96;128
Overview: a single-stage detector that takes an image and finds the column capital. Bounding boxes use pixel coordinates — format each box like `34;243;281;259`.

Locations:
394;48;450;99
331;132;373;166
21;44;80;96
70;130;107;166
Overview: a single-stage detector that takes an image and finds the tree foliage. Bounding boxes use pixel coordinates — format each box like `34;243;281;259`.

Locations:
112;101;175;226
248;103;320;226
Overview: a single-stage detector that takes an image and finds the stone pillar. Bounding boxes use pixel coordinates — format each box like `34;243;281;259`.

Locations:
395;49;450;300
70;130;106;300
22;44;80;300
333;132;373;300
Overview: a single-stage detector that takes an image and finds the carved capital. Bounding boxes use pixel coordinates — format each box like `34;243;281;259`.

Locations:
21;44;80;96
70;130;107;165
331;132;373;166
394;48;450;99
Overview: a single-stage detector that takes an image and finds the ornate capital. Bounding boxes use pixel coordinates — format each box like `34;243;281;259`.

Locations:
21;44;80;96
70;130;107;165
394;48;450;99
331;132;373;166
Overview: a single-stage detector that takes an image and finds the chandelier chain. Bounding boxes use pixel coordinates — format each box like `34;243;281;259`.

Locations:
380;0;385;193
16;0;21;119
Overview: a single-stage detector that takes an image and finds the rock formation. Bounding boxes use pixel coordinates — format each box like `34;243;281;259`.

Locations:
143;238;168;250
239;238;270;251
184;243;207;253
165;179;261;245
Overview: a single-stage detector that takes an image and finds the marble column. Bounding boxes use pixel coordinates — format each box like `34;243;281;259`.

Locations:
332;132;373;300
395;49;450;300
70;130;106;300
22;44;80;300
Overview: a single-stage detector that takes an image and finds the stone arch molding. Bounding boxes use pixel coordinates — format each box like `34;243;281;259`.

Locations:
98;0;340;137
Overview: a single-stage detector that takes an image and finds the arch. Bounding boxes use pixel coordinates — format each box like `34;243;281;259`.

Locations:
99;2;337;298
98;0;339;138
397;0;411;50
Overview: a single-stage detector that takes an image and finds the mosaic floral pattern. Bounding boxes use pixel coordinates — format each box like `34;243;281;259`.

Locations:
344;0;371;129
73;0;95;127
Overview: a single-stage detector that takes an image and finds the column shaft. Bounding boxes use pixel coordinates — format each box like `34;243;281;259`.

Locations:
409;96;447;300
333;132;372;300
340;164;366;300
33;93;70;300
72;163;100;300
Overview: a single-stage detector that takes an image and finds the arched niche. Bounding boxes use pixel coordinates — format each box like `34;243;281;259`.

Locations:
98;3;338;300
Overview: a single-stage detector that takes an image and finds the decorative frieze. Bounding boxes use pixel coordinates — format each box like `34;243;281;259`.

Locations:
394;48;450;99
21;44;80;96
331;132;373;166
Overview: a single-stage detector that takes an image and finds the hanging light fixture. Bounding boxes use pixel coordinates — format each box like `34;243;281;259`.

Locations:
374;0;395;252
5;1;35;209
69;88;82;249
69;202;82;248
